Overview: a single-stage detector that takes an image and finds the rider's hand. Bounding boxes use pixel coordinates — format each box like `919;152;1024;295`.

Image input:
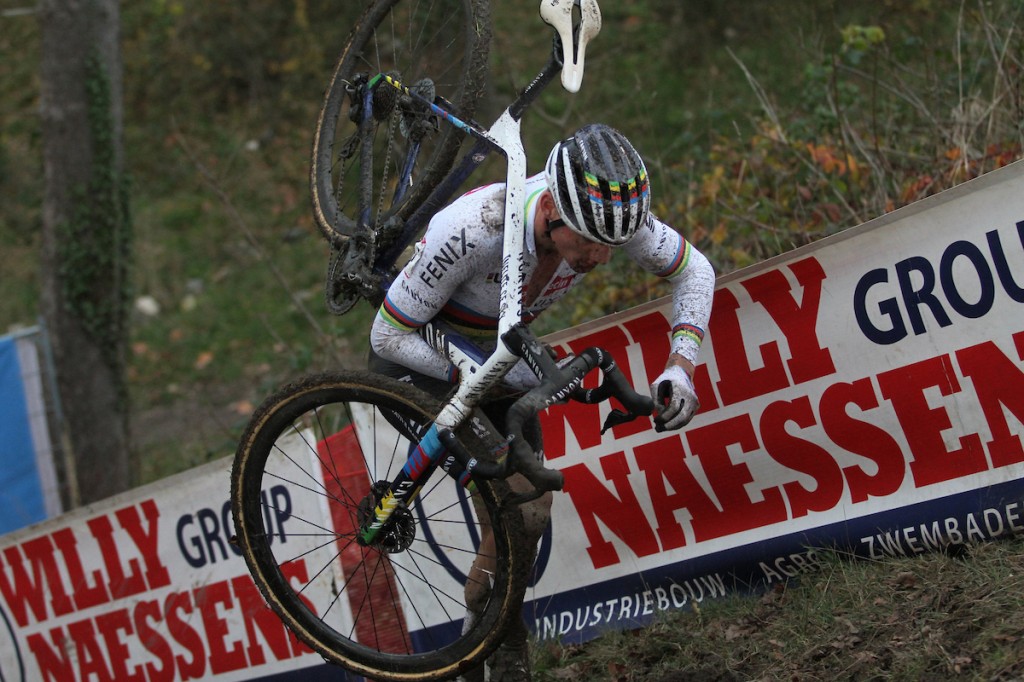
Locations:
650;365;699;431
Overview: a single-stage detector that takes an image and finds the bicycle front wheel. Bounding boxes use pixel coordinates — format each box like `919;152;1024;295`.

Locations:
311;0;492;246
231;371;524;681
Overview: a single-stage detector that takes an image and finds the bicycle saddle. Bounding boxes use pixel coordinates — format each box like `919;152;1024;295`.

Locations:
539;0;602;93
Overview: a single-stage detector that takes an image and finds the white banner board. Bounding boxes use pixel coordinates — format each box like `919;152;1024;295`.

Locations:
528;159;1024;641
2;160;1022;680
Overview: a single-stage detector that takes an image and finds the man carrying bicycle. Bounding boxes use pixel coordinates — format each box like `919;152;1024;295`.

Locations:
369;123;715;681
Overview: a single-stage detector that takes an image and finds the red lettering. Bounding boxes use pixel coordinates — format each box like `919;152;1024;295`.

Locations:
562;451;660;568
88;515;147;599
760;396;843;517
692;363;719;413
231;574;306;664
69;618;113;682
742;258;836;384
605;310;721;429
634;434;724;548
538;400;594;459
956;334;1024;468
197;581;248;674
95;609;145;682
54;527;109;611
712;288;790;404
117;500;172;590
134;599;176;682
0;537;69;627
610;312;669;437
878;355;987;487
623;312;671;386
819;379;905;503
685;414;789;536
164;591;205;680
26;628;74;682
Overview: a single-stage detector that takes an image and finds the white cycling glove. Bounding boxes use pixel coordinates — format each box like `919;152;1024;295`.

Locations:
650;364;699;431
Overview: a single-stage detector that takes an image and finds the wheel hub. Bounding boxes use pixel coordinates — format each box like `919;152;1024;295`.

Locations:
357;481;416;554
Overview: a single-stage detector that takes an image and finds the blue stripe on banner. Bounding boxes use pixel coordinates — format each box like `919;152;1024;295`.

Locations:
522;477;1024;644
0;336;47;535
246;663;366;681
399;477;1024;650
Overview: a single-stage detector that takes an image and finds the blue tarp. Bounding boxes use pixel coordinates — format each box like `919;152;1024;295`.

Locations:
0;334;49;535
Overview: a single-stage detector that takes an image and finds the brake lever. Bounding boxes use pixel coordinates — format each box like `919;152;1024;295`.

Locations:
600;408;644;435
654;379;674;433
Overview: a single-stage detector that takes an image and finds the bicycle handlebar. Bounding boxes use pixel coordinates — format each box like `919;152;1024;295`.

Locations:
505;344;654;494
436;324;655;503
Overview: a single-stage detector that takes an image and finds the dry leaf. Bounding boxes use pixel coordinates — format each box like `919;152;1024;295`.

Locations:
194;350;215;370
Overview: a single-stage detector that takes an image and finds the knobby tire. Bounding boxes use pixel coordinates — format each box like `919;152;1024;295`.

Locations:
231;371;526;681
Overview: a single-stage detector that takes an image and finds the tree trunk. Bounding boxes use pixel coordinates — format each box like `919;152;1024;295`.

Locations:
38;0;133;505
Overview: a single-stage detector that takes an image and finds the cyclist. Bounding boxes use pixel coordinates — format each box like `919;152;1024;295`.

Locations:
369;123;715;681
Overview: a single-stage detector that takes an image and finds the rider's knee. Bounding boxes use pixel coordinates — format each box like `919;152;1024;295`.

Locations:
520;490;552;540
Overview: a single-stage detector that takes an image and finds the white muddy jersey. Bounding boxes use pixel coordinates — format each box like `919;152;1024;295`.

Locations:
370;173;715;382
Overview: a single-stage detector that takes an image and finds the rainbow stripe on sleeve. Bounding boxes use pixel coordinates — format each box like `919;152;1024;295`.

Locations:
672;323;705;347
655;233;692;280
380;295;427;331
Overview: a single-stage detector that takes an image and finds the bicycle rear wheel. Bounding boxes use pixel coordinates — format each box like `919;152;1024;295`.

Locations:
231;371;524;681
311;0;491;247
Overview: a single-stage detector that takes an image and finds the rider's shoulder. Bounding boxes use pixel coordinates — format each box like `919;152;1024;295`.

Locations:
432;182;507;235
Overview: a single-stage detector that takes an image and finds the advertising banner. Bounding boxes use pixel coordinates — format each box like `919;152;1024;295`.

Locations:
2;160;1021;680
0;457;354;682
527;159;1024;642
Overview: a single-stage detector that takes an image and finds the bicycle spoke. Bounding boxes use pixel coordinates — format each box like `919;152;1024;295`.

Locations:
234;371;518;676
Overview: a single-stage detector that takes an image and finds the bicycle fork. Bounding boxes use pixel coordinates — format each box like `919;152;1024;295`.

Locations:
356;423;506;548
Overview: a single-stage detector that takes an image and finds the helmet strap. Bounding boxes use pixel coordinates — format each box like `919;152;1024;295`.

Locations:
544;217;566;238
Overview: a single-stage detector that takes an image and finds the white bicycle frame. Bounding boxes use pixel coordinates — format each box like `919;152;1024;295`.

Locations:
424;0;603;434
358;0;603;541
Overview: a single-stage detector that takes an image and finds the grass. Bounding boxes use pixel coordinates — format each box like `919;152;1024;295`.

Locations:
533;538;1024;681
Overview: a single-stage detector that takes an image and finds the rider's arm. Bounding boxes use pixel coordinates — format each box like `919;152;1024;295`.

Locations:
624;215;715;428
370;195;503;383
624;215;715;371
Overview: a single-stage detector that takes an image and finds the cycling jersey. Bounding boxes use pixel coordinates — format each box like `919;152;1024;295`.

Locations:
370;172;715;383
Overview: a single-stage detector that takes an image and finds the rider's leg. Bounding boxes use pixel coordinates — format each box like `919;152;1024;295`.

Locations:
460;480;550;682
368;352;552;680
474;400;551;681
488;475;551;682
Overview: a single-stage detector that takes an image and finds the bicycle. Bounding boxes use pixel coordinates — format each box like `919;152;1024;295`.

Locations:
231;1;660;680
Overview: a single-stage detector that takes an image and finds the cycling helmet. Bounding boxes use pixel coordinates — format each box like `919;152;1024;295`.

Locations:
544;123;651;246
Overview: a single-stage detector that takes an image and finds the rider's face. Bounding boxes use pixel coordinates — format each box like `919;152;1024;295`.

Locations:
550;224;611;273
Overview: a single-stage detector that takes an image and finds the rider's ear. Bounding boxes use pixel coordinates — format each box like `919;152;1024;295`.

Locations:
539;190;558;219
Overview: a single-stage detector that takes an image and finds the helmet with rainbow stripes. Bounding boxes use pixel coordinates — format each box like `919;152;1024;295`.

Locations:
544;123;651;246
